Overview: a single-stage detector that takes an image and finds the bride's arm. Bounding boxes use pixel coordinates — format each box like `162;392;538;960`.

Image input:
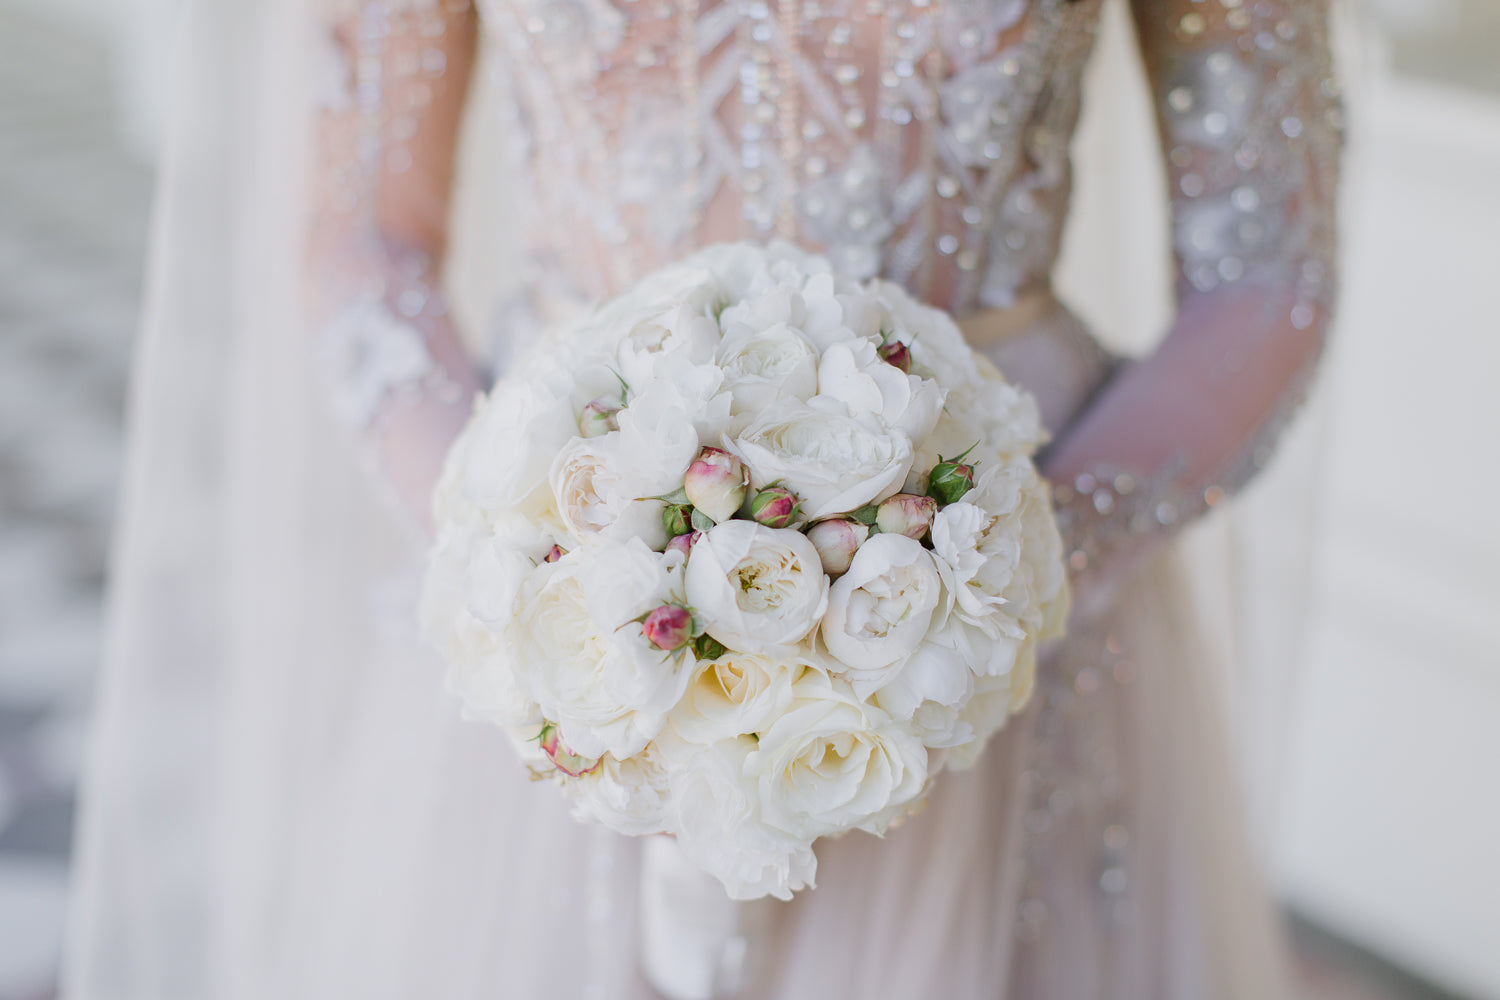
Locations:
1042;0;1342;619
308;0;482;528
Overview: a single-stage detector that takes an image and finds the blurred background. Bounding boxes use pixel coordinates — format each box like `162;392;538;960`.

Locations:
0;0;1495;997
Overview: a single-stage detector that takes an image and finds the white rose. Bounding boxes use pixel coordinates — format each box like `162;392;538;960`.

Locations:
616;301;721;386
665;734;818;901
876;279;974;384
727;402;913;520
820;533;943;696
937;373;1045;461
684;521;829;653
668;649;814;744
549;437;668;550
420;533;543;733
460;364;578;510
714;320;819;414
566;747;673;836
815;338;945;442
930;463;1067;657
511;544;692;759
616;363;732;487
872;614;980;749
945;651;1038;771
746;671;928;840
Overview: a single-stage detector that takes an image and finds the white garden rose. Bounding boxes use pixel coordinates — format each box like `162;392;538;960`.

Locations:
727;402;914;520
667;735;817;900
460;363;578;510
820;533;943;695
815;338;945;442
616;361;732;476
714;320;819;413
566;747;674;836
669;649;814;745
945;651;1038;771
549;437;669;550
872;614;981;749
420;535;542;734
684;521;829;653
746;671;927;840
930;463;1030;631
930;462;1067;657
510;545;692;759
616;300;721;386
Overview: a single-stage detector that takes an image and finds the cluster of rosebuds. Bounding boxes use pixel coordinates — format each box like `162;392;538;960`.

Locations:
658;447;808;547
646;437;978;584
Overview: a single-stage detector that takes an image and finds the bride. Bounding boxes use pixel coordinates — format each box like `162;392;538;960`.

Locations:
64;0;1340;996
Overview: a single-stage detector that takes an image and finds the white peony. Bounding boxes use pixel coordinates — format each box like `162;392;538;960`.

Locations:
727;402;914;520
746;671;928;840
820;533;943;695
684;521;829;653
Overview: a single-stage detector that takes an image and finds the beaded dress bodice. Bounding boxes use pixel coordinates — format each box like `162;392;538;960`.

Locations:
478;0;1097;314
469;0;1337;327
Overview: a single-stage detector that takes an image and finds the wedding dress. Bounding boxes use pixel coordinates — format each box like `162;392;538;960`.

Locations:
64;0;1340;997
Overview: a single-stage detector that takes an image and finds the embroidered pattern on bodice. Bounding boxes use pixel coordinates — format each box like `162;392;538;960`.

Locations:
475;0;1100;315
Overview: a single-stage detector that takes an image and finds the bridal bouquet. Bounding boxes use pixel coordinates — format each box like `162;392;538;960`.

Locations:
421;242;1068;900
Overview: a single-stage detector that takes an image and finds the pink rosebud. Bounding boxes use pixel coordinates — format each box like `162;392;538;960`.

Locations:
544;544;566;563
876;493;937;540
539;723;602;778
806;518;869;576
878;338;911;373
665;530;702;557
749;484;802;529
642;603;695;652
683;447;749;524
579;398;620;438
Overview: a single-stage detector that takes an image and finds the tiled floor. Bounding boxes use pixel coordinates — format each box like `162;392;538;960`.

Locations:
0;6;1478;1000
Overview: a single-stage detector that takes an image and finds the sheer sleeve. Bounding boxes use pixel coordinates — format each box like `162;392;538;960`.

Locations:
307;0;482;527
1042;0;1343;617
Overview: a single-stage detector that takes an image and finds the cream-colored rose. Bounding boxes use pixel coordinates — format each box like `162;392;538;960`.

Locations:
684;521;829;653
668;649;813;744
727;402;913;520
820;533;943;695
745;672;928;840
